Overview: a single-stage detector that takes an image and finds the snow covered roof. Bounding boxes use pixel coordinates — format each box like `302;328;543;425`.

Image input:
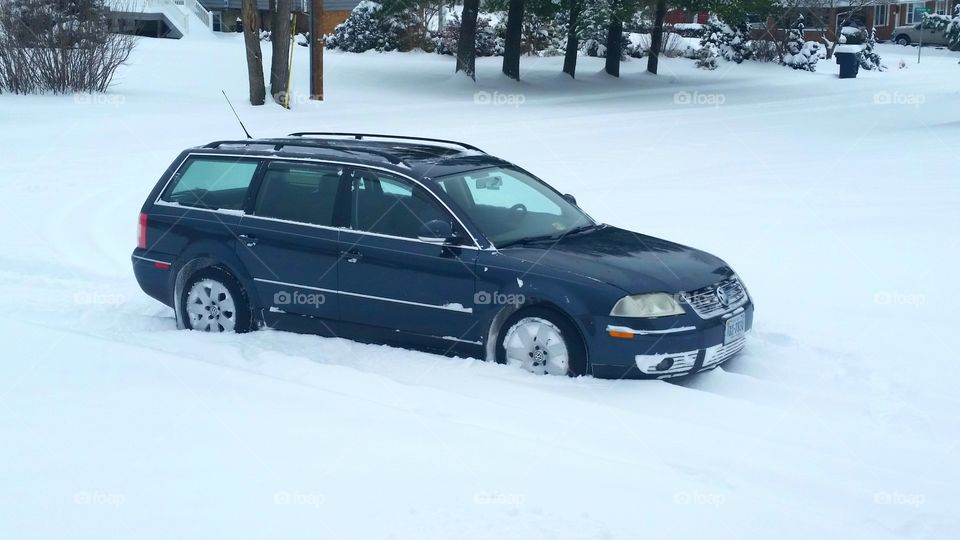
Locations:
199;0;362;12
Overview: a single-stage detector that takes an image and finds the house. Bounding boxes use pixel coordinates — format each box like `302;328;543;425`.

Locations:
106;0;360;39
199;0;360;35
665;1;958;43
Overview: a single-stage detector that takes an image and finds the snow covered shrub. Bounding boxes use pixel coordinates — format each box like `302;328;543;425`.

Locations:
700;15;751;64
326;1;427;53
435;15;500;57
0;0;136;94
627;31;688;59
522;12;566;56
749;39;779;62
578;0;628;59
781;15;821;71
671;22;706;38
839;25;866;45
326;2;387;52
695;47;718;69
922;8;960;50
858;27;884;71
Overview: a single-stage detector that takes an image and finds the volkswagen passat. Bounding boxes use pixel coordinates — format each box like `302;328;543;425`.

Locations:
132;133;753;379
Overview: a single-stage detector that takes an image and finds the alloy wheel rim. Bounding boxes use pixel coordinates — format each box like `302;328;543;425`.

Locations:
503;317;569;375
185;279;237;332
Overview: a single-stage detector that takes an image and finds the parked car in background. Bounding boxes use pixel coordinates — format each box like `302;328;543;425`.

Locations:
132;133;754;379
893;23;950;46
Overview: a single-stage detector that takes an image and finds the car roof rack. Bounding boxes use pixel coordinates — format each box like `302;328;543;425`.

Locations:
286;132;485;153
202;139;406;165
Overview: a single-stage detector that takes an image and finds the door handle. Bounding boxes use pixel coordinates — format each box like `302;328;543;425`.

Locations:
342;249;363;263
238;234;258;247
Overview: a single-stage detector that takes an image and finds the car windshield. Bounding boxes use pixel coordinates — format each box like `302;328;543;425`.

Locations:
435;167;595;247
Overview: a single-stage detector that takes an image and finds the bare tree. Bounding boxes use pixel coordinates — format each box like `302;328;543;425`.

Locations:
270;0;292;105
242;0;266;105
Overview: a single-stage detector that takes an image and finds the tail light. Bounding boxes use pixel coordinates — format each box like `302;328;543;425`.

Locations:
137;212;148;249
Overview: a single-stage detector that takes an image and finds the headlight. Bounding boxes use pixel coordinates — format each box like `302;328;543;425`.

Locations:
610;293;685;318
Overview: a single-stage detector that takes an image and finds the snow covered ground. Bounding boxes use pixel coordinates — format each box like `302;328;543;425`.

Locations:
1;34;959;539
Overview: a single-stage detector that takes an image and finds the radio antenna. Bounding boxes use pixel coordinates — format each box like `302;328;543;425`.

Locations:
221;90;252;139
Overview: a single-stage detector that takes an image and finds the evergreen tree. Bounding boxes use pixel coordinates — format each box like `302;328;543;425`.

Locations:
325;1;423;53
700;15;751;64
781;15;821;71
858;27;884;71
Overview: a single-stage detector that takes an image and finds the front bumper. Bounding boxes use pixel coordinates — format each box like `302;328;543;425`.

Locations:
589;302;754;380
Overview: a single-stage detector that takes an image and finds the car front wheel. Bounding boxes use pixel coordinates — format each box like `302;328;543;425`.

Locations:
180;267;253;333
496;307;587;376
896;35;911;46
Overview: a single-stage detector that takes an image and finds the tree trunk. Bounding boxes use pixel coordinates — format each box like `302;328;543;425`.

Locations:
270;0;291;105
242;0;265;105
456;0;480;79
562;0;580;78
646;0;667;74
604;17;622;77
502;0;524;79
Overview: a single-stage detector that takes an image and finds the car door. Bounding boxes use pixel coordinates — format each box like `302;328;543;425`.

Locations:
930;25;948;46
338;167;481;343
234;160;346;321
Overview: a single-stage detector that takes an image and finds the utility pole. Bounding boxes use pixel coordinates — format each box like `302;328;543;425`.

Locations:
310;0;324;100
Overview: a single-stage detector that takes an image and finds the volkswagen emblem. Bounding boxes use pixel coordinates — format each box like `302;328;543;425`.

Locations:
716;285;730;307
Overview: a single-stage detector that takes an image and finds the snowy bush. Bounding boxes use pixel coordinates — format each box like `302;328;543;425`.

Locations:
781;15;821;71
0;0;136;94
695;47;718;69
671;22;706;38
521;12;567;57
326;1;429;53
749;39;779;62
629;31;693;59
700;16;751;64
858;27;884;71
435;15;501;57
922;9;960;50
578;0;629;59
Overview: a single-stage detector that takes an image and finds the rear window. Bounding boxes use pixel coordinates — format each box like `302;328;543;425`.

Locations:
161;156;259;210
253;161;342;226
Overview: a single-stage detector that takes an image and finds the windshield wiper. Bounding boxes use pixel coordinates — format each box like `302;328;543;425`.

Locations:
557;223;604;239
497;224;603;249
496;233;562;249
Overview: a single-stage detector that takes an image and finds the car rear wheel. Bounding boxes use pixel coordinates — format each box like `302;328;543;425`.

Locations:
496;307;587;376
896;35;911;46
180;267;253;333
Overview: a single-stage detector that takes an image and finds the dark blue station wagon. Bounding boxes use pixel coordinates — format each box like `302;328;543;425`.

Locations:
132;133;754;379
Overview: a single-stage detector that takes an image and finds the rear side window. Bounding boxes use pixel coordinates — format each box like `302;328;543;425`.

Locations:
253;162;343;226
161;156;259;210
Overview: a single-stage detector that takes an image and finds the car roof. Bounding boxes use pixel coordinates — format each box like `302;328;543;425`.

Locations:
192;133;511;181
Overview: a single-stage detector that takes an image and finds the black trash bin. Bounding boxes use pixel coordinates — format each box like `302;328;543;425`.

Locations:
834;43;865;79
836;52;859;78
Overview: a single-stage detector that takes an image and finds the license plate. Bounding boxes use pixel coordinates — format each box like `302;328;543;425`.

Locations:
724;312;746;344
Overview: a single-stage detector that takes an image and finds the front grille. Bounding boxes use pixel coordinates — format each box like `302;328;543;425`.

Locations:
681;276;748;319
702;337;747;369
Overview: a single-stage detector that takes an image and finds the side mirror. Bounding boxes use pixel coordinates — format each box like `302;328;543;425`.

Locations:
417;219;456;245
562;193;578;206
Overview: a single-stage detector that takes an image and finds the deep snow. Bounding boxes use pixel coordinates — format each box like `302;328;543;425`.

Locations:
1;33;958;540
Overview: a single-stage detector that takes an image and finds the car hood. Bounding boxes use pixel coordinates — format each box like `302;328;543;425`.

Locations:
500;225;732;293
